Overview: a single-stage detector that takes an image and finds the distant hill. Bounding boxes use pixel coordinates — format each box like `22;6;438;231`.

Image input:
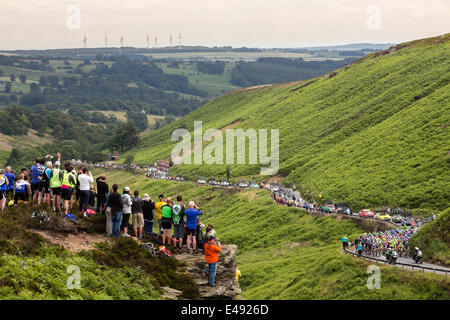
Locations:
299;43;396;51
122;34;450;211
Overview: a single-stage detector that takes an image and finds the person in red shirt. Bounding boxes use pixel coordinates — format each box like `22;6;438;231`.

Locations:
204;234;221;287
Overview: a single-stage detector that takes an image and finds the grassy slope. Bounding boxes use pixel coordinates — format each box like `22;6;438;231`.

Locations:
410;208;450;266
0;247;163;300
122;34;450;211
0;202;199;300
95;170;449;300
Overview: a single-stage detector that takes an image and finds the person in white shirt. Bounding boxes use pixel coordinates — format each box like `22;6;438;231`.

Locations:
78;167;93;216
121;187;133;237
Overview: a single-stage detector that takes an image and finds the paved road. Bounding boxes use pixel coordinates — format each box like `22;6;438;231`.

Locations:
347;249;450;275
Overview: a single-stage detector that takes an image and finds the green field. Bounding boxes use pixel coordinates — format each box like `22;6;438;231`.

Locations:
92;170;449;299
85;110;168;125
157;62;240;97
121;34;450;211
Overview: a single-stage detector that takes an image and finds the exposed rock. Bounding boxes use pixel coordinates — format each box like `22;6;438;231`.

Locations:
161;287;183;300
173;244;241;300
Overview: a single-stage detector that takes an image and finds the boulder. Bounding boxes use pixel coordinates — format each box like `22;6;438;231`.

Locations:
173;244;241;300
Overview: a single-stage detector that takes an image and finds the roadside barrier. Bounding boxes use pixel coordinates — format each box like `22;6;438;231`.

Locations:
344;247;449;275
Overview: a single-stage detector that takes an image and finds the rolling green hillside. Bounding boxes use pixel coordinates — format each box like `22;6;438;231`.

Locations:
93;170;449;300
122;34;450;211
410;208;450;266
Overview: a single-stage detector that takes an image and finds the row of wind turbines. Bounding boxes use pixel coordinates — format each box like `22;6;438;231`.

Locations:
82;33;183;49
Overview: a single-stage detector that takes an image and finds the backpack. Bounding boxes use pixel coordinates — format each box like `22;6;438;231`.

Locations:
172;203;184;224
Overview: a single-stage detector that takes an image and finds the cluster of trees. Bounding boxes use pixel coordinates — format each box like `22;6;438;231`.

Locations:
0;55;54;72
167;61;180;68
1;105;139;168
0;106;29;135
230;57;357;87
6;58;205;116
67;107;119;125
196;61;226;75
0;94;18;104
127;109;148;131
90;57;208;97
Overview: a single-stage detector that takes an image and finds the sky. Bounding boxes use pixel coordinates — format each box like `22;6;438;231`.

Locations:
0;0;449;50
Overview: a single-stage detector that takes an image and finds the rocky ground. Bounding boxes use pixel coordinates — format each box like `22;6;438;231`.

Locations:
166;244;242;300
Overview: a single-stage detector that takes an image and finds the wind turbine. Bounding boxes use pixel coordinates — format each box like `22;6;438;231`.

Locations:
83;34;87;48
146;34;150;48
104;33;108;48
169;34;173;48
178;33;182;48
154;35;158;48
119;36;124;55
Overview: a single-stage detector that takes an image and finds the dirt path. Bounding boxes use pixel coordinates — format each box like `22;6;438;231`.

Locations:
31;229;108;252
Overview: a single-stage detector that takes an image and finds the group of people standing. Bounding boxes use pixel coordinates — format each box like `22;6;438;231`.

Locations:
102;189;222;286
0;153;96;216
1;155;227;287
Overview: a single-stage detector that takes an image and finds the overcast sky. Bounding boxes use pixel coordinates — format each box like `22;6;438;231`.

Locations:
1;0;449;50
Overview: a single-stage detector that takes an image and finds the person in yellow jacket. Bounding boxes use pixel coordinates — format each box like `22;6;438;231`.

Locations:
235;266;241;284
61;163;77;215
50;160;63;212
154;194;166;235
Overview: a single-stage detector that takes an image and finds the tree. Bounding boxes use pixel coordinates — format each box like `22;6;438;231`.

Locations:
19;74;26;83
5;82;11;93
165;115;176;124
226;166;231;181
39;76;48;86
111;121;139;152
30;83;41;95
125;154;135;164
127;110;148;131
47;75;59;87
6;148;21;167
10;74;16;82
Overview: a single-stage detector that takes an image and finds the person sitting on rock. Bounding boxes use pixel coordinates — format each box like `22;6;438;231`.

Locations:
204;234;221;287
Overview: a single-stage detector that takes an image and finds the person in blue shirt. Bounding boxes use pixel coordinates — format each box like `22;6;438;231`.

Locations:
14;174;31;205
185;201;203;253
30;158;46;205
341;235;348;250
0;169;9;210
4;166;16;200
30;158;40;200
357;243;363;256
